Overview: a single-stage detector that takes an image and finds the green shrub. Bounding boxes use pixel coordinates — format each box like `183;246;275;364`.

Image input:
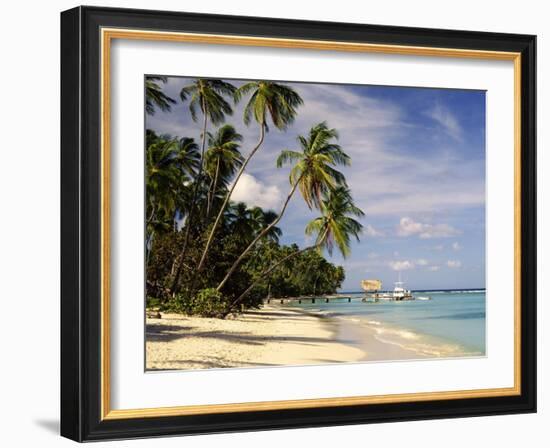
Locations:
145;296;162;309
162;295;188;314
188;288;227;317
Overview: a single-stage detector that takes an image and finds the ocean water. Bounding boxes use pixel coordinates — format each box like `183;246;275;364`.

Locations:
286;290;486;359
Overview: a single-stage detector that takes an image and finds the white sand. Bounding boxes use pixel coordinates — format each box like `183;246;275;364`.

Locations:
146;305;366;370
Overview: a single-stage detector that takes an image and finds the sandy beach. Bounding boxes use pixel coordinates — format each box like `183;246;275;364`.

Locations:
146;304;425;371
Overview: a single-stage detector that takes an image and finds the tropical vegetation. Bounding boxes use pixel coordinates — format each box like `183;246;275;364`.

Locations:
145;76;364;317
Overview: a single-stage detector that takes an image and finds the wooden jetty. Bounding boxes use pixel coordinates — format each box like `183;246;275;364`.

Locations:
263;295;360;305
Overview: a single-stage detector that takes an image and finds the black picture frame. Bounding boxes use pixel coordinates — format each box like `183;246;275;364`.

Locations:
61;5;536;442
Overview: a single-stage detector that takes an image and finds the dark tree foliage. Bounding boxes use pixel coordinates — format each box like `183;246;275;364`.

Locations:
145;78;362;318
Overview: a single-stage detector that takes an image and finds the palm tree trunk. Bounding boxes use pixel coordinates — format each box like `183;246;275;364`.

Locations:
196;123;266;272
168;101;208;295
206;157;220;217
173;210;178;233
216;176;301;292
225;227;329;315
313;275;319;296
146;230;156;267
146;203;156;225
145;205;156;267
225;245;316;314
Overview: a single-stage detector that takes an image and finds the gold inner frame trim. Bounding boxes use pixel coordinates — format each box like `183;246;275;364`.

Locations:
100;27;522;421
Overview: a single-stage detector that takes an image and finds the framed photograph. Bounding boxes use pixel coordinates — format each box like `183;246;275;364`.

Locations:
60;6;536;441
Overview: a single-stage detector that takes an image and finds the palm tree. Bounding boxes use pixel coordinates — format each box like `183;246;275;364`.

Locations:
179;79;237;182
280;122;350;209
146;136;181;229
169;79;237;294
204;125;243;216
305;186;364;258
215;122;349;291
249;208;282;243
146;134;198;263
171;137;201;231
227;187;364;312
145;76;176;115
145;134;200;229
196;81;303;272
225;204;282;245
226;202;255;241
175;137;201;179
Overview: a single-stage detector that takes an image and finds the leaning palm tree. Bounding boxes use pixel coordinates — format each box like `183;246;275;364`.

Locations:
196;81;303;272
145;76;176;115
169;79;236;294
215;122;349;291
282;122;350;209
305;186;364;258
227;186;364;312
204;125;243;216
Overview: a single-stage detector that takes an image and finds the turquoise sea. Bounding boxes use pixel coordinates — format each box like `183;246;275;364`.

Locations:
286;289;486;359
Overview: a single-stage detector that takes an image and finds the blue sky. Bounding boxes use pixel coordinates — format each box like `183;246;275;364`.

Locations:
146;77;486;291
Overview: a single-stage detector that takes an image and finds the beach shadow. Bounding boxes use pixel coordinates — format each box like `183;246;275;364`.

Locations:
147;357;278;371
33;418;59;435
310;358;347;364
245;310;305;318
154;316;192;321
233;317;311;324
146;322;194;342
146;320;346;346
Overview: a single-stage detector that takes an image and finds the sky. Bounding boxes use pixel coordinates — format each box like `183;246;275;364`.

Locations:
146;76;486;291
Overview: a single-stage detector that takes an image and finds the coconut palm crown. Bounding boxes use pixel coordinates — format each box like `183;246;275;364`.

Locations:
277;121;350;210
204;124;244;214
180;79;237;125
305;186;364;258
235;80;304;131
195;81;303;272
145;76;176;115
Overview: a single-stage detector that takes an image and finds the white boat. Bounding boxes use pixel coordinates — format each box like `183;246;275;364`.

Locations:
390;280;414;300
362;273;414;301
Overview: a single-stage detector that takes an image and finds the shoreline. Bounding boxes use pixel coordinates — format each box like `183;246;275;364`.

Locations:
331;313;478;361
146;304;455;371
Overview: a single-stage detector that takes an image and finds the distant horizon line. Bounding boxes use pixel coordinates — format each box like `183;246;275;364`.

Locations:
339;287;486;294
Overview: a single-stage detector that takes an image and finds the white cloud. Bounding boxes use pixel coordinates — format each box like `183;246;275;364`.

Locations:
416;258;428;266
428;265;440;272
230;173;282;210
152;78;485;223
452;241;462;251
427;103;463;141
447;260;462;268
388;260;415;271
396;217;424;236
364;224;384;237
397;217;460;239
